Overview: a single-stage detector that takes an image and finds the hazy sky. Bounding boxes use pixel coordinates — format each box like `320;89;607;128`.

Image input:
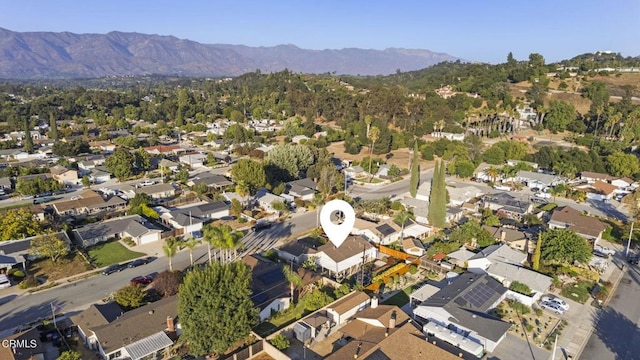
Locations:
2;0;639;64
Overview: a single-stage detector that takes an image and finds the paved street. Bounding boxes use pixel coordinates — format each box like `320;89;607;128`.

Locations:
582;263;640;360
0;209;317;337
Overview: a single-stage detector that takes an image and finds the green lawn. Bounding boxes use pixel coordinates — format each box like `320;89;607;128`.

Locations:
561;280;593;304
540;203;558;212
253;301;308;338
382;286;414;307
88;241;146;267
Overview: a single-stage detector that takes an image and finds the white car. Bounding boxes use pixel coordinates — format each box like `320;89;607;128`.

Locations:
540;295;570;311
0;274;11;289
540;301;567;314
594;245;616;256
138;180;155;187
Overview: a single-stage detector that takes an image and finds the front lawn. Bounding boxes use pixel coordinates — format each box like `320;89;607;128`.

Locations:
561;280;593;304
88;241;146;267
29;251;94;281
382;286;414;307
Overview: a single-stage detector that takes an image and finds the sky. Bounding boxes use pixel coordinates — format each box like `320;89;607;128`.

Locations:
2;0;639;64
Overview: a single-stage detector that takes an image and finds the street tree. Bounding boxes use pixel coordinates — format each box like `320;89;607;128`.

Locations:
153;270;182;298
81;175;91;188
178;262;258;356
540;228;592;264
163;237;179;271
184;237;201;267
29;231;69;264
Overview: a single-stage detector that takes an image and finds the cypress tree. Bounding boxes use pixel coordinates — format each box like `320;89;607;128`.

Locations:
532;233;542;270
428;160;440;226
49;112;59;140
23;118;34;153
409;141;420;198
428;159;447;228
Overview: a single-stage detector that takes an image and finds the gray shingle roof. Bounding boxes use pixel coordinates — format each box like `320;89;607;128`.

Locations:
73;215;160;243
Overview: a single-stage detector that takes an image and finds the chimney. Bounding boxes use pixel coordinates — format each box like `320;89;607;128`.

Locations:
371;296;379;309
389;311;397;329
500;230;506;242
166;316;175;333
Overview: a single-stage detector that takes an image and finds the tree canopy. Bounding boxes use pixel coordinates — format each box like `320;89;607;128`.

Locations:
1;208;42;241
540;228;592;264
230;159;266;194
178;262;258;356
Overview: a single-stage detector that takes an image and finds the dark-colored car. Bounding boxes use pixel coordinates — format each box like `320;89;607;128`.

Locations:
102;264;123;275
131;275;153;286
252;222;272;232
127;258;150;268
627;255;639;265
592;249;609;258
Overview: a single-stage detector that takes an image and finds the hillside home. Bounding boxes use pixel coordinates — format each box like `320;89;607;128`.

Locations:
506;160;539;170
579;171;615;183
72;215;163;247
413;272;510;353
515;170;563;189
611;177;635;189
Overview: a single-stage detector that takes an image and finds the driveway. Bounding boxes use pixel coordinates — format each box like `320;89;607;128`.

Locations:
487;333;550;360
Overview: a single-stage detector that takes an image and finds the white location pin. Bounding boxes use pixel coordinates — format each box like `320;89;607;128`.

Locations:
320;199;356;248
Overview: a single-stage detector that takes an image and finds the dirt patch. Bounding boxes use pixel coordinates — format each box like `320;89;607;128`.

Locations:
250;353;275;360
494;300;565;350
326;141;434;170
29;252;93;282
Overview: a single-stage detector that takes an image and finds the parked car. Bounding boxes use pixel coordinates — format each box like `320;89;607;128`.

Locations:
540;295;570;311
627;255;639;265
102;264;123;275
593;249;609;258
130;275;153;286
594;245;616;256
252;222;272;232
138;180;155;187
0;274;11;289
127;258;150;268
540;300;567;314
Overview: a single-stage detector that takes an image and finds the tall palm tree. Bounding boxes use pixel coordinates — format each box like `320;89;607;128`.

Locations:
368;126;380;182
203;223;219;263
364;115;373;138
486;167;500;183
394;210;415;241
311;193;324;228
221;224;244;262
282;264;303;304
163;237;179;272
236;181;250;206
183;237;201;267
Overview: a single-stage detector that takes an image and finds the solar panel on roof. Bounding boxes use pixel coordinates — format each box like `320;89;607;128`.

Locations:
376;224;396;237
463;283;495;308
454;297;467;307
258;269;285;285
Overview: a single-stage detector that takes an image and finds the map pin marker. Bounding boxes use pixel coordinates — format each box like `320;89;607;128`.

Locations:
320;199;356;248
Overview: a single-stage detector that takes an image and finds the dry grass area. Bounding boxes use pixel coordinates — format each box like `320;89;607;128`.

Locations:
29;251;93;282
326;141;434;170
251;353;275;360
493;300;564;350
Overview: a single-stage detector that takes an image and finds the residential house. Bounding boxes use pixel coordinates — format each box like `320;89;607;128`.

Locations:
482;225;534;253
77;296;179;360
376;164;392;177
611;177;635;189
580;171;615;183
51;190;126;217
16;173;51;184
158;158;180;173
291;135;309;144
325;291;371;325
178;153;207;168
446;247;476;268
515;170;563;190
467;244;551;303
0;149;25;161
286;178;317;201
433;132;465;141
0;328;46;360
368;221;403;245
506;160;539;170
0;232;71;271
255;190;287;212
403;222;433;240
399;197;429;224
326;307;464;360
159;208;205;236
402;237;426;256
350;218;379;240
72;215;163;247
144;145;185;156
188;174;233;190
274;237;319;265
446;207;465;224
315;235;377;279
344;166;366;180
482;193;533;218
89;169;111;184
177;201;230;220
581;180;617;201
135;183;176;199
222;191;245;205
413;272;510;353
72;302;124;351
474;163;498;183
548;206;608;243
89;140;116;153
448;185;484;207
244;255;320;322
415;182;431;201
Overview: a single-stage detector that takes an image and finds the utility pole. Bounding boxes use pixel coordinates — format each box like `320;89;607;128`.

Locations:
51;302;57;329
627;221;634;257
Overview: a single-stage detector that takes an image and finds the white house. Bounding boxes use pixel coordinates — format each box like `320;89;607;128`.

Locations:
178;153;207;168
447;185;484;207
399;197;429;224
314;235;377;279
72;215;163;247
402;237;426;256
159;208;204;236
515;170;563;189
413;272;510;353
506;160;539;170
325;291;371;325
255;190;287;212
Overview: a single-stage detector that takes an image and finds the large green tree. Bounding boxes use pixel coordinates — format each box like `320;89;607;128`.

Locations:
230;159;266;194
540;228;592;264
1;208;42;241
29;231;68;264
606;151;640;178
178;262;258;356
265;144;314;181
545;100;576;133
105;147;136;181
115;284;146;309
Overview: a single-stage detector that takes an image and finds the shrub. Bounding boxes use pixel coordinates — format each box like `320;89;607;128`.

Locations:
509;281;532;296
19;275;39;289
506;299;531;315
409;265;418;275
10;270;25;279
238;217;248;223
122;237;136;247
269;334;290;351
535;308;543;316
390;201;405;211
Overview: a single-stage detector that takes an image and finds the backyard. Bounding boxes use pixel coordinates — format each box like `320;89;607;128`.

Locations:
88;240;146;267
381;285;414;307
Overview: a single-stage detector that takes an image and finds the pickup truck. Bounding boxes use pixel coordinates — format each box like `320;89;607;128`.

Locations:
594;245;616;257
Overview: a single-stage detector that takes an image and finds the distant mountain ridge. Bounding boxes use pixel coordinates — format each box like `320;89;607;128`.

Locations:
0;28;459;79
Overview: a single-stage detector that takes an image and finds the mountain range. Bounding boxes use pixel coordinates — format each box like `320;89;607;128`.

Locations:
0;28;459;79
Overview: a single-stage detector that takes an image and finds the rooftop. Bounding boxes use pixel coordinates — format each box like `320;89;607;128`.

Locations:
327;291;370;316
